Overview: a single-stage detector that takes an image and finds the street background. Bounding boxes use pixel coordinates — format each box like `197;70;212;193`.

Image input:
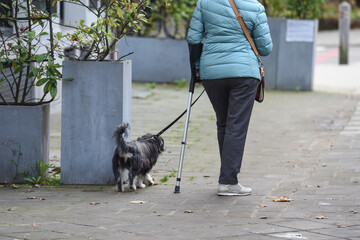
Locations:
0;29;360;239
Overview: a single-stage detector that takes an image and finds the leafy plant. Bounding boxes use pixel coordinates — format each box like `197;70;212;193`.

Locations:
139;0;197;39
24;160;59;185
286;0;325;19
160;175;169;183
56;0;149;61
174;78;188;89
0;0;66;105
146;82;157;89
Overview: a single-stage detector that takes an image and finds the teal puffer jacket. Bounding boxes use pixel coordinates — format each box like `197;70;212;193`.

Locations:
187;0;273;80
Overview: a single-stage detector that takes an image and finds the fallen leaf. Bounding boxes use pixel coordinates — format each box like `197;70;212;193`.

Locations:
184;210;194;213
350;210;358;214
50;167;61;173
130;201;147;204
338;225;347;228
153;170;159;173
11;184;19;189
203;176;210;178
316;215;327;219
317;185;322;188
306;185;313;188
152;183;159;186
273;196;293;202
27;196;37;200
7;207;17;211
32;223;40;227
89;202;100;205
260;216;268;219
39;198;46;201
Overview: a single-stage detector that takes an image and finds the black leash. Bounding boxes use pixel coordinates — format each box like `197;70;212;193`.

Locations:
156;88;205;137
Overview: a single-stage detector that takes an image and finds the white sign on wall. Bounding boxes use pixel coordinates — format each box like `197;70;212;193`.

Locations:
286;19;315;42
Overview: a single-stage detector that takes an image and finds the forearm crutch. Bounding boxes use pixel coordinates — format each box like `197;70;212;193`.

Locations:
174;43;203;194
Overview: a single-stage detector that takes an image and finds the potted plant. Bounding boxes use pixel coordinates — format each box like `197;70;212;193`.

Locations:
259;0;324;91
117;0;197;83
57;0;149;184
0;0;64;183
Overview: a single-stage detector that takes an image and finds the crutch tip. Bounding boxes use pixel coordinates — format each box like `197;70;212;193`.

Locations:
174;186;180;194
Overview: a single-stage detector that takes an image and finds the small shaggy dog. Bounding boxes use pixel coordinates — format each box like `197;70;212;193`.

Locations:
112;123;164;192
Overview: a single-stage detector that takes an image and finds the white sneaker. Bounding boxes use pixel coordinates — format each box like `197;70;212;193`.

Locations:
217;183;252;196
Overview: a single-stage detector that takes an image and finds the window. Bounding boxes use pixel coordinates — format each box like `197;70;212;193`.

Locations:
33;0;57;14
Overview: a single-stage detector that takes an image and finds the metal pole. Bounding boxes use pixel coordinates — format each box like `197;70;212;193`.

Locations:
174;91;193;193
339;1;351;65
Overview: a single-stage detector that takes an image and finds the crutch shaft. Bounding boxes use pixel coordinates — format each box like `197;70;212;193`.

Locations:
174;92;194;193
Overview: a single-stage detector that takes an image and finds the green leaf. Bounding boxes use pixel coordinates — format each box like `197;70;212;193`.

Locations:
50;86;57;98
0;62;3;72
0;2;11;9
0;84;5;88
35;54;46;63
36;78;48;87
31;65;39;77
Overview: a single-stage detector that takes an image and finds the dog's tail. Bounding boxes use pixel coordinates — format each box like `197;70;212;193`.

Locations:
113;123;129;153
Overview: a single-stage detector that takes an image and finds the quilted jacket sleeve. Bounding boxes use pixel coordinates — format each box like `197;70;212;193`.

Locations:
253;5;273;56
187;0;204;44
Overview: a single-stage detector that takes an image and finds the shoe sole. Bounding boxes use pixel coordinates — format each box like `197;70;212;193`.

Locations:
217;192;251;196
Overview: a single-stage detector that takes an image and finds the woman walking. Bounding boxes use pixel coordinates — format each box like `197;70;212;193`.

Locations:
187;0;273;196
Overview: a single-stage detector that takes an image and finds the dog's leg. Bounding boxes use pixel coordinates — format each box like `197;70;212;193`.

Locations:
121;168;129;185
117;169;124;192
129;171;137;191
145;173;154;186
136;175;146;189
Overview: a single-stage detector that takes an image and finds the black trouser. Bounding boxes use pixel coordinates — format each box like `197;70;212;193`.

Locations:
202;77;259;185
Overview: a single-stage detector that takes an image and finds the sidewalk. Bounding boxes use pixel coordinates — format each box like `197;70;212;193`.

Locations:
1;85;360;239
1;30;360;239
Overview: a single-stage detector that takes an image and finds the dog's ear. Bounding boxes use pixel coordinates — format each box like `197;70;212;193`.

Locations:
156;136;165;153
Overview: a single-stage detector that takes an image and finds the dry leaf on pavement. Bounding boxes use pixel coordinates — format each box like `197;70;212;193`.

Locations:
273;196;293;202
89;202;100;205
184;210;194;213
260;216;268;219
316;215;327;219
27;196;37;200
130;201;147;204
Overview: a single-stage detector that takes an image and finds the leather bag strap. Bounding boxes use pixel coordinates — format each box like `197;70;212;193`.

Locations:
228;0;260;57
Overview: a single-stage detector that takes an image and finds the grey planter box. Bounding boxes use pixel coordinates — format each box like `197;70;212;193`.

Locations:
118;36;191;83
0;104;50;183
263;18;318;91
120;18;317;91
61;60;132;185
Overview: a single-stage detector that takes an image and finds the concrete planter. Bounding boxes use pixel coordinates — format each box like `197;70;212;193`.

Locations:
0;104;50;183
263;18;319;91
118;36;190;83
61;60;132;185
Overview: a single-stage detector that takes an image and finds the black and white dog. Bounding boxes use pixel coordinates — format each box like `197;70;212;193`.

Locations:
112;123;164;192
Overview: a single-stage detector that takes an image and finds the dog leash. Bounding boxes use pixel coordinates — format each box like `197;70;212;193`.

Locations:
156;88;205;137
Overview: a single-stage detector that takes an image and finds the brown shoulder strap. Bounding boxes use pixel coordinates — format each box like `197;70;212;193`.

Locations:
228;0;259;57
